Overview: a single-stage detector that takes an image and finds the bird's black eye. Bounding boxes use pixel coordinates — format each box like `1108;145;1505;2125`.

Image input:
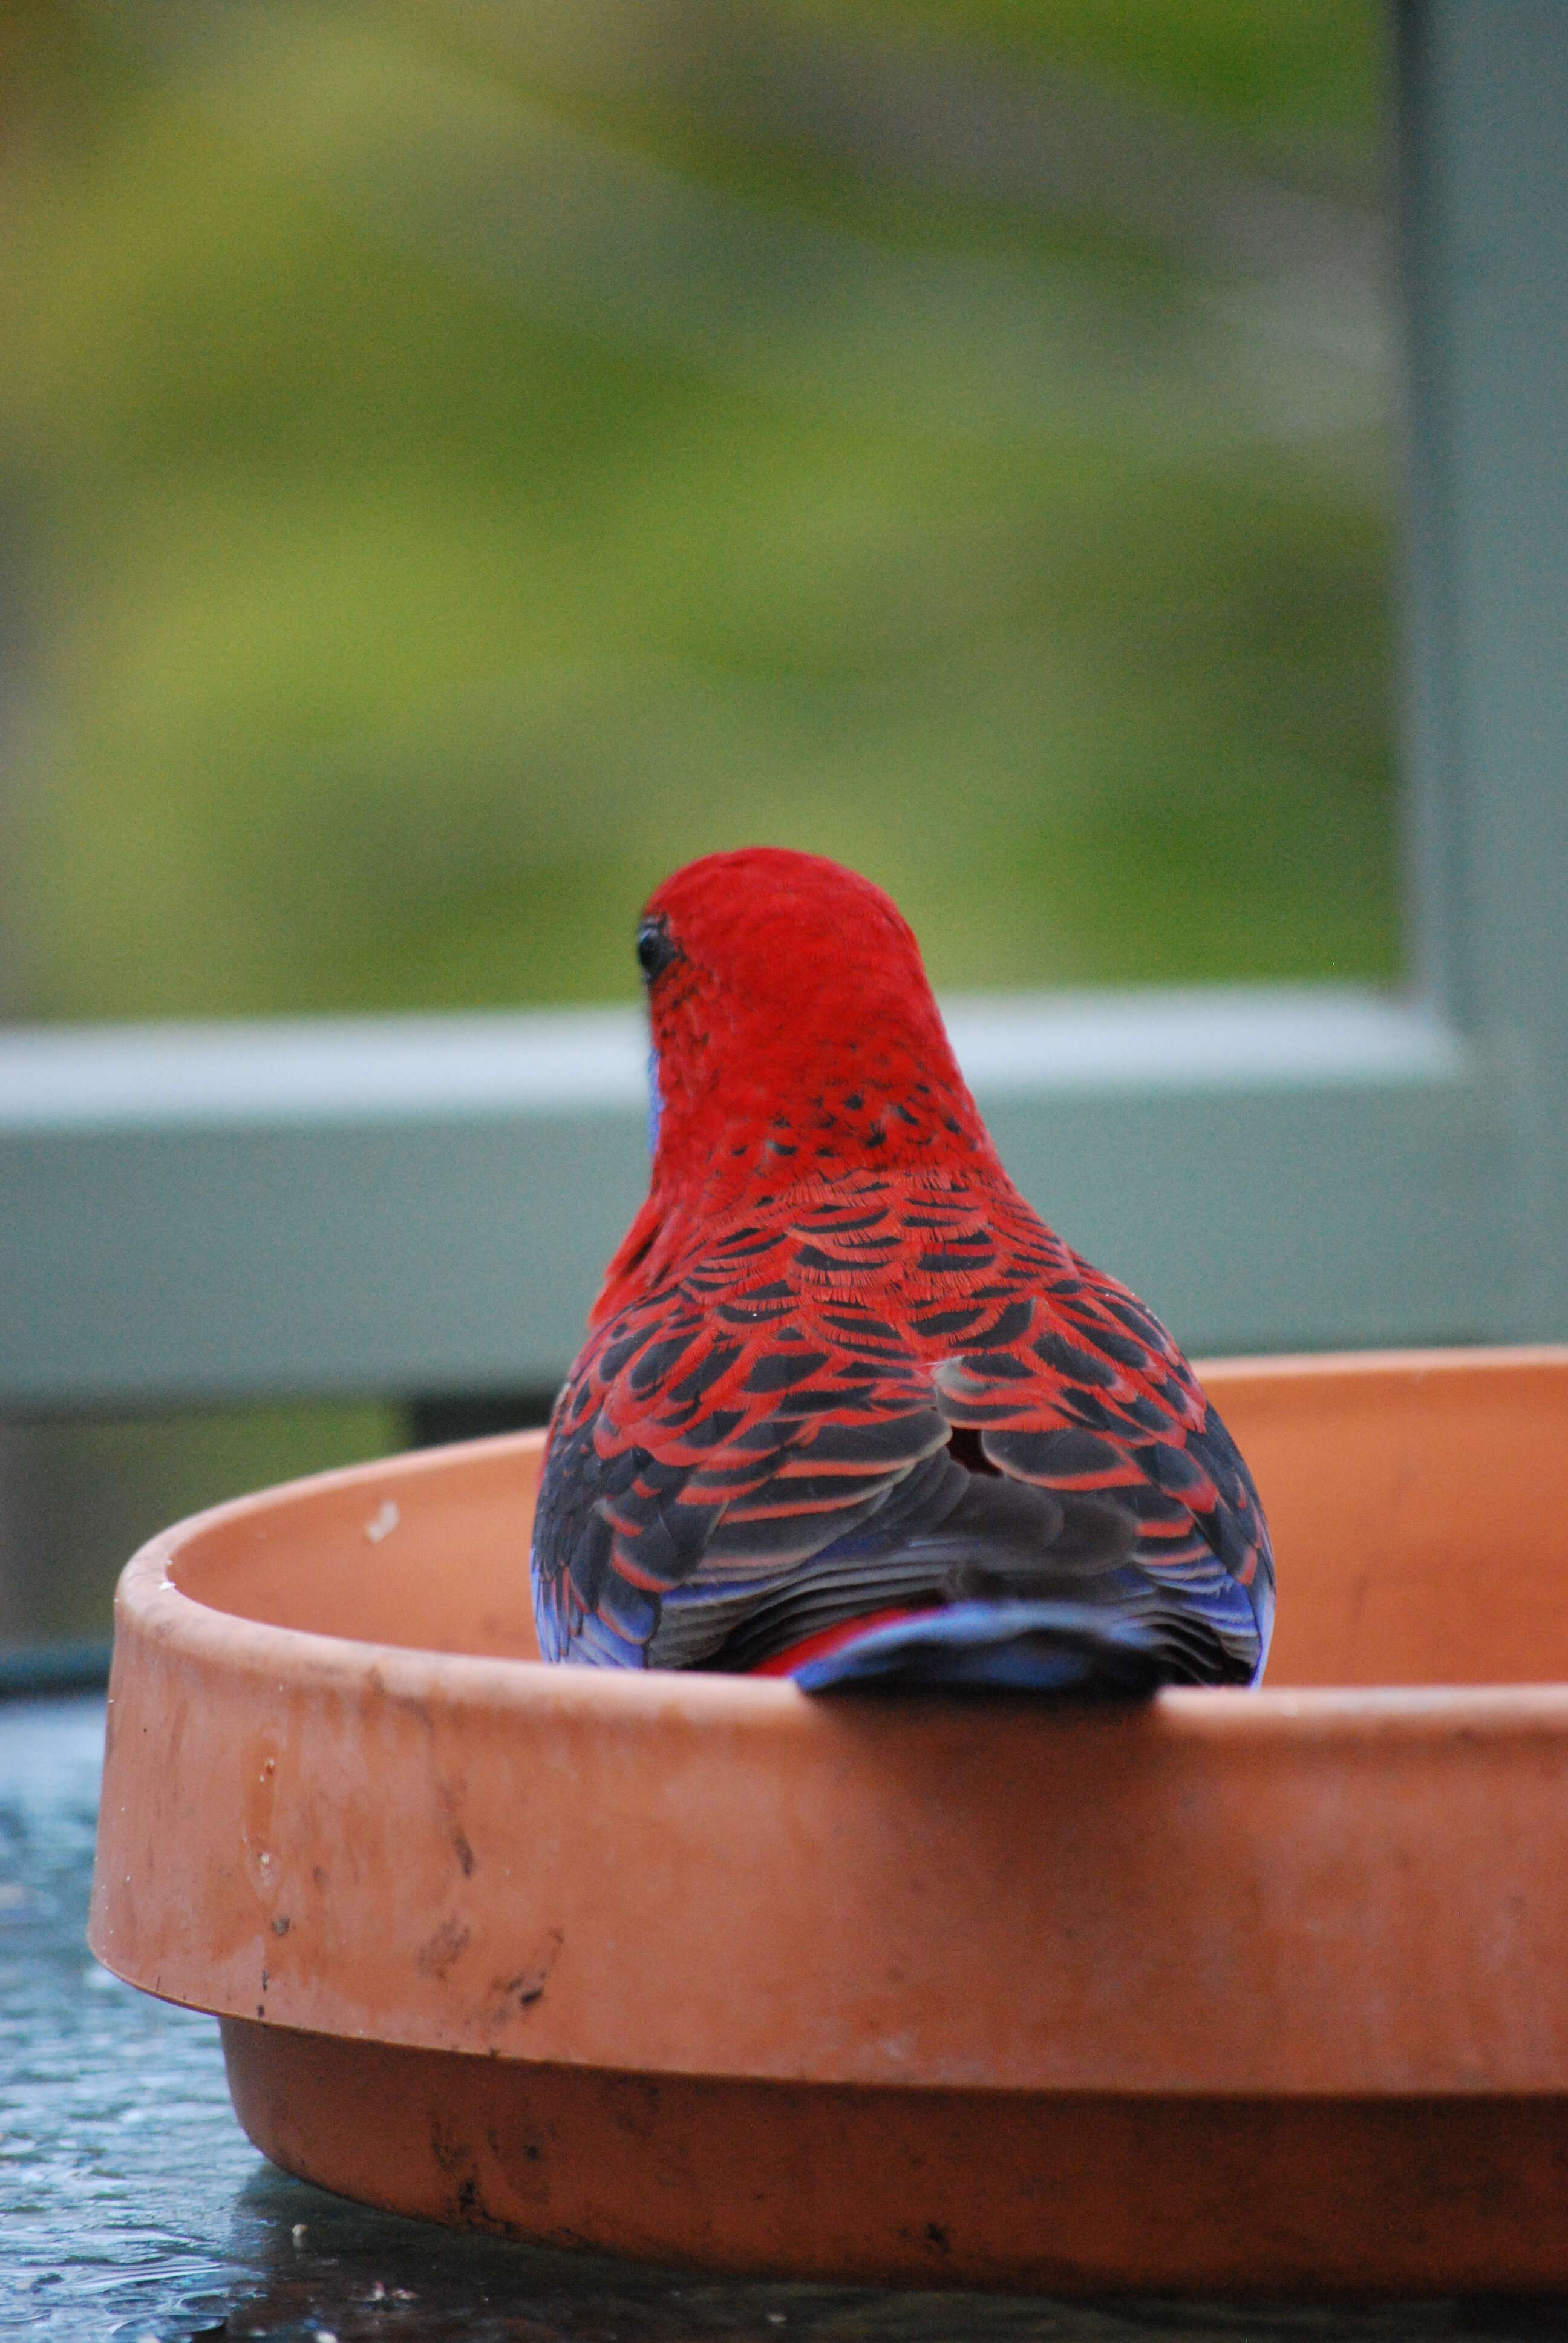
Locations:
636;916;676;983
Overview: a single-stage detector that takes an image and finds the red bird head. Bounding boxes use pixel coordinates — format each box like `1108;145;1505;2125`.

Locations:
591;849;1002;1322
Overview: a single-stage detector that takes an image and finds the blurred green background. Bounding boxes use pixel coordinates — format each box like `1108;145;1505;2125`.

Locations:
0;0;1394;1650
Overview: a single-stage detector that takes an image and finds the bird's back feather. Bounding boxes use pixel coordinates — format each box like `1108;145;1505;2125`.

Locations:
531;1169;1275;1690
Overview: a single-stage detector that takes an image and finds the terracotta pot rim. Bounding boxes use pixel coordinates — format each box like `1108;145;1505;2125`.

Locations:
118;1529;1568;1728
125;1340;1568;1730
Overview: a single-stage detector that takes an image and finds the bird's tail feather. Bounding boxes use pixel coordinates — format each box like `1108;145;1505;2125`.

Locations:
791;1599;1172;1694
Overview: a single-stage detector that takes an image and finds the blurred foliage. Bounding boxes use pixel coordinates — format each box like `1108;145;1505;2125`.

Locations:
0;1401;401;1645
833;0;1385;170
0;0;1395;1027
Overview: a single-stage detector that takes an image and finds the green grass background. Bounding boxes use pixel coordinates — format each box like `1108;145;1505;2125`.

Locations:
0;0;1395;1639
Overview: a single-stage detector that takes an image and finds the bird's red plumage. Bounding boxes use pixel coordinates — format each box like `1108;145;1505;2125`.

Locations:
590;850;1004;1326
533;847;1275;1687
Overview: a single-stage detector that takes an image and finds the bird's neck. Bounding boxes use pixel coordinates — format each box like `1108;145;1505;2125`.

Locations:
589;1037;1005;1327
667;1006;996;1189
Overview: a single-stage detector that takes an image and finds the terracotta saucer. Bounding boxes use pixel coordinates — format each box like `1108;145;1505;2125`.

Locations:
90;1348;1568;2292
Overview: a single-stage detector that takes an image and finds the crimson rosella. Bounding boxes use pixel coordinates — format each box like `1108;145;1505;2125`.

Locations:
531;848;1275;1691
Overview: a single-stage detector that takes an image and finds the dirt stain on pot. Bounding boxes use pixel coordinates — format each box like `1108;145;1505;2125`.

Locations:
483;1927;563;2026
417;1917;472;1981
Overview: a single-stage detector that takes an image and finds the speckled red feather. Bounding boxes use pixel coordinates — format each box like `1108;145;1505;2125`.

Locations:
532;848;1274;1687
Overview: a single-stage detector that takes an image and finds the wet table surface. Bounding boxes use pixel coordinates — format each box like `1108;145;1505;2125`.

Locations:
2;1693;1563;2343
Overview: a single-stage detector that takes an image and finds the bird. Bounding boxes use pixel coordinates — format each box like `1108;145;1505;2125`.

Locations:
531;847;1274;1693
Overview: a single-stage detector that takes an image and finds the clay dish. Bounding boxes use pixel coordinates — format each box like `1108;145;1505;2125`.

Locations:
90;1348;1568;2293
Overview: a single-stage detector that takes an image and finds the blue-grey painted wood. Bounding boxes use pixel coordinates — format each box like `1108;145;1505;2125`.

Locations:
1397;0;1568;1338
0;991;1514;1410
